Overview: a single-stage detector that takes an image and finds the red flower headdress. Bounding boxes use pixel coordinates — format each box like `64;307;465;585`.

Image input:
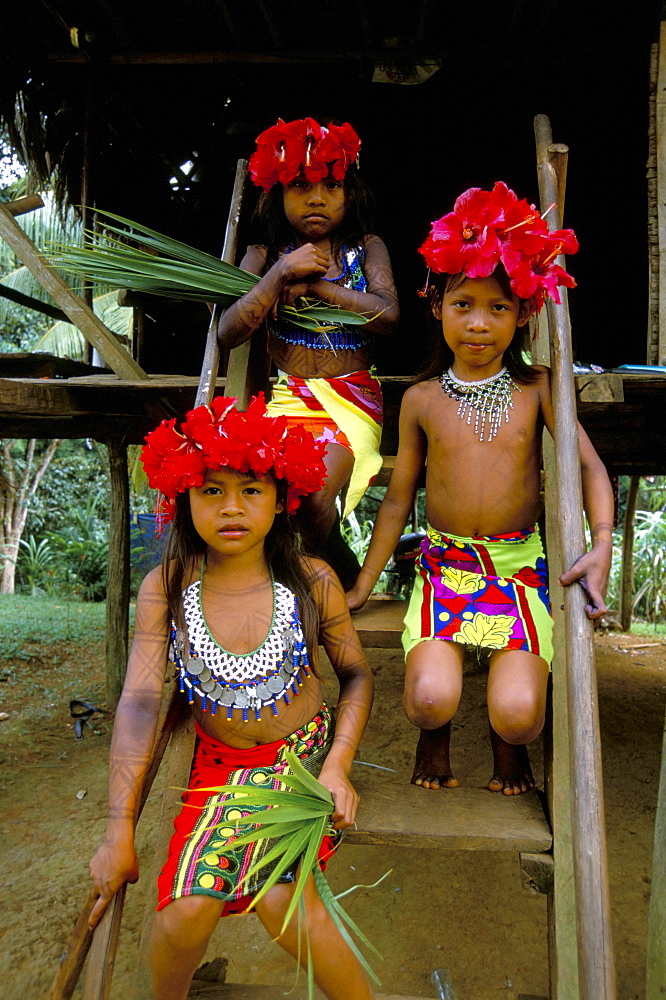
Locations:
418;181;578;310
248;117;361;192
140;393;328;524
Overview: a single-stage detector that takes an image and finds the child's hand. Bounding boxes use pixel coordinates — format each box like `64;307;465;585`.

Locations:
558;545;612;620
88;839;139;929
346;585;369;613
277;243;329;283
317;763;360;830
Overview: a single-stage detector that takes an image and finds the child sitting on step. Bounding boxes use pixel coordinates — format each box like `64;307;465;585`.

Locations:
347;182;613;796
89;395;375;1000
217;117;399;589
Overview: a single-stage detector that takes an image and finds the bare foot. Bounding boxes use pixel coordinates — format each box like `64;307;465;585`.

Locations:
411;724;459;790
488;724;535;795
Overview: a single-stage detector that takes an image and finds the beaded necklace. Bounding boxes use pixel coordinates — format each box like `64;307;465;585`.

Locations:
439;366;519;443
271;243;369;352
171;570;311;722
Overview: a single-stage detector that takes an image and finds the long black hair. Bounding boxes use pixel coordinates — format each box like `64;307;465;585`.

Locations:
414;267;540;385
252;163;376;273
161;475;322;675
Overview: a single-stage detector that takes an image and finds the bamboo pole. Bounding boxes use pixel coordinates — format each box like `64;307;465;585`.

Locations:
534;113;616;1000
619;476;640;632
46;685;182;1000
197;157;247;408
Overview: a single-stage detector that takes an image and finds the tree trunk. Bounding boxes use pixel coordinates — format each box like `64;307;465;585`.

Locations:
0;438;61;594
620;476;640;632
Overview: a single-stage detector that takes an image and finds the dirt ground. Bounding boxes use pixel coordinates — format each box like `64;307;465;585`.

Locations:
0;629;664;1000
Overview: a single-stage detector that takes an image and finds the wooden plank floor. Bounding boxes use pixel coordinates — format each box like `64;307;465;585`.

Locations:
347;763;552;853
189;986;430;999
351;599;407;648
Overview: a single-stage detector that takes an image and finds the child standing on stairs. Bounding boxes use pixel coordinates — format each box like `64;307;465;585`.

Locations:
89;394;375;1000
347;182;614;796
217;117;399;590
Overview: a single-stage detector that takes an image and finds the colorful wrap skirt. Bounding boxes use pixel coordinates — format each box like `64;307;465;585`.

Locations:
402;526;553;664
267;370;383;517
156;704;339;915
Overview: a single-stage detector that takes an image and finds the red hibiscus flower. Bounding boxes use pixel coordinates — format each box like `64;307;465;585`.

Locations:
419;187;504;278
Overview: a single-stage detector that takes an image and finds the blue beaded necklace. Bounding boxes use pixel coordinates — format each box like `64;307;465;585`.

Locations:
170;567;311;722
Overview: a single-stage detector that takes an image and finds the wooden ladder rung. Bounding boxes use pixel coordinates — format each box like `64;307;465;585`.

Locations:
351;599;407;648
189;985;431;999
347;766;552;853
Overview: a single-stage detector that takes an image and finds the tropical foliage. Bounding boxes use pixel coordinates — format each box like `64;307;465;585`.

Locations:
607;476;666;624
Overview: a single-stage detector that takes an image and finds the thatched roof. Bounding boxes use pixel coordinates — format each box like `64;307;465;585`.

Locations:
0;0;663;367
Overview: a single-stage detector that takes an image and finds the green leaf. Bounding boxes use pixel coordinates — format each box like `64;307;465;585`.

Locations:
279;814;328;936
45;209;370;335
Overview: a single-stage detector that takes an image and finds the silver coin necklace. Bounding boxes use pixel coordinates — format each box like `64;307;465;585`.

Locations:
439;366;519;442
170;563;311;722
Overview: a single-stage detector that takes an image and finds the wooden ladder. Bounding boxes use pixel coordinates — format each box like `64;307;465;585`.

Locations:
47;116;616;1000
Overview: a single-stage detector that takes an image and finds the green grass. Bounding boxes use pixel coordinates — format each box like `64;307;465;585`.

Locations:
0;594;135;657
626;621;666;638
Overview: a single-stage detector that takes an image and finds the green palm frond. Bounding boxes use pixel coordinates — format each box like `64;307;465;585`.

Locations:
46;209;370;334
187;749;382;995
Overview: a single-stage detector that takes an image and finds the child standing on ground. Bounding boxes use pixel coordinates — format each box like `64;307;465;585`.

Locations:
347;182;613;795
217;117;399;589
89;395;375;1000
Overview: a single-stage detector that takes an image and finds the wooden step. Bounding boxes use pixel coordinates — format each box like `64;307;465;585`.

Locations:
351;598;407;648
346;764;552;853
189;986;430;999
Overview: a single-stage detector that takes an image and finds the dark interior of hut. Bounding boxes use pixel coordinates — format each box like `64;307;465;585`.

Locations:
1;1;663;375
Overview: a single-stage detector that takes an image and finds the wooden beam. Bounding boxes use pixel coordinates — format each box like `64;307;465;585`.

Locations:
656;21;666;365
0;282;68;321
0;201;149;380
648;39;659;364
47;48;447;65
534;114;616;1000
5;194;45;217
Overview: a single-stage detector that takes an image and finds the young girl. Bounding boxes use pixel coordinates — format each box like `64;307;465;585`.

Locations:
89;394;375;1000
346;182;614;796
217;117;399;589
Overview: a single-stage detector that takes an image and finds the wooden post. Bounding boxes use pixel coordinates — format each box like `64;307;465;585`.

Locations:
534;114;616;1000
619;476;640;632
197;158;248;407
648;38;659;364
48;684;183;1000
543;434;580;1000
0;202;148;379
105;440;130;709
646;708;666;998
655;22;666;365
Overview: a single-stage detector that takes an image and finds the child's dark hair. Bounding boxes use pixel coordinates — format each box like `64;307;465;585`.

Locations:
161;477;322;675
414;266;540;385
253;162;376;272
